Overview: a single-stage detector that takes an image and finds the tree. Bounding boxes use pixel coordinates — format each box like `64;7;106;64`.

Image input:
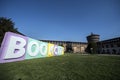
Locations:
86;42;97;54
0;17;18;46
66;42;73;53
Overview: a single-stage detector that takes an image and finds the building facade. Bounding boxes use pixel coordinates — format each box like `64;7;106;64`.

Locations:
97;37;120;54
40;40;88;53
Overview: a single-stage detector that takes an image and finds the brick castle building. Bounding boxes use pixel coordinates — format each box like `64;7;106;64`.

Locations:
97;37;120;54
41;33;120;54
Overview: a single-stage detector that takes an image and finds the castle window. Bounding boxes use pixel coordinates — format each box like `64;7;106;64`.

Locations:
102;50;105;54
107;49;110;54
117;43;120;47
111;44;113;47
112;49;116;54
106;45;109;48
102;45;104;48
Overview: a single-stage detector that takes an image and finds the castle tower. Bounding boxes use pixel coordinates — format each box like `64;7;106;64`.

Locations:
87;33;100;43
86;33;100;53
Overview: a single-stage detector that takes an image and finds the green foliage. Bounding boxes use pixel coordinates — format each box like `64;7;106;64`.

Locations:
66;43;73;53
0;54;120;80
86;42;97;54
0;17;18;46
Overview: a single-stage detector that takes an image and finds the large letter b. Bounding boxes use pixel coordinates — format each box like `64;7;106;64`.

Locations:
4;36;26;59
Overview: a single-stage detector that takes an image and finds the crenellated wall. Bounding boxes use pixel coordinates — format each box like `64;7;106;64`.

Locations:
40;40;88;53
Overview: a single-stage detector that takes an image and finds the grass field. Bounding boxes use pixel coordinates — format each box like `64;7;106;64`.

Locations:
0;53;120;80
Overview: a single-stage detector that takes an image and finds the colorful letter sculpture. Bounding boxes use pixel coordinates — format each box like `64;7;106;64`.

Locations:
0;32;64;63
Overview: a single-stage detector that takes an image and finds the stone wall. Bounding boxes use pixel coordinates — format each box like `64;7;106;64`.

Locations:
40;40;88;53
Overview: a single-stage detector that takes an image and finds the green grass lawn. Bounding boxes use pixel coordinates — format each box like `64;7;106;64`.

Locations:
0;54;120;80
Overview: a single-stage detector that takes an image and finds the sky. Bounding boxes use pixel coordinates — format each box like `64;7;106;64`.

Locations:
0;0;120;42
